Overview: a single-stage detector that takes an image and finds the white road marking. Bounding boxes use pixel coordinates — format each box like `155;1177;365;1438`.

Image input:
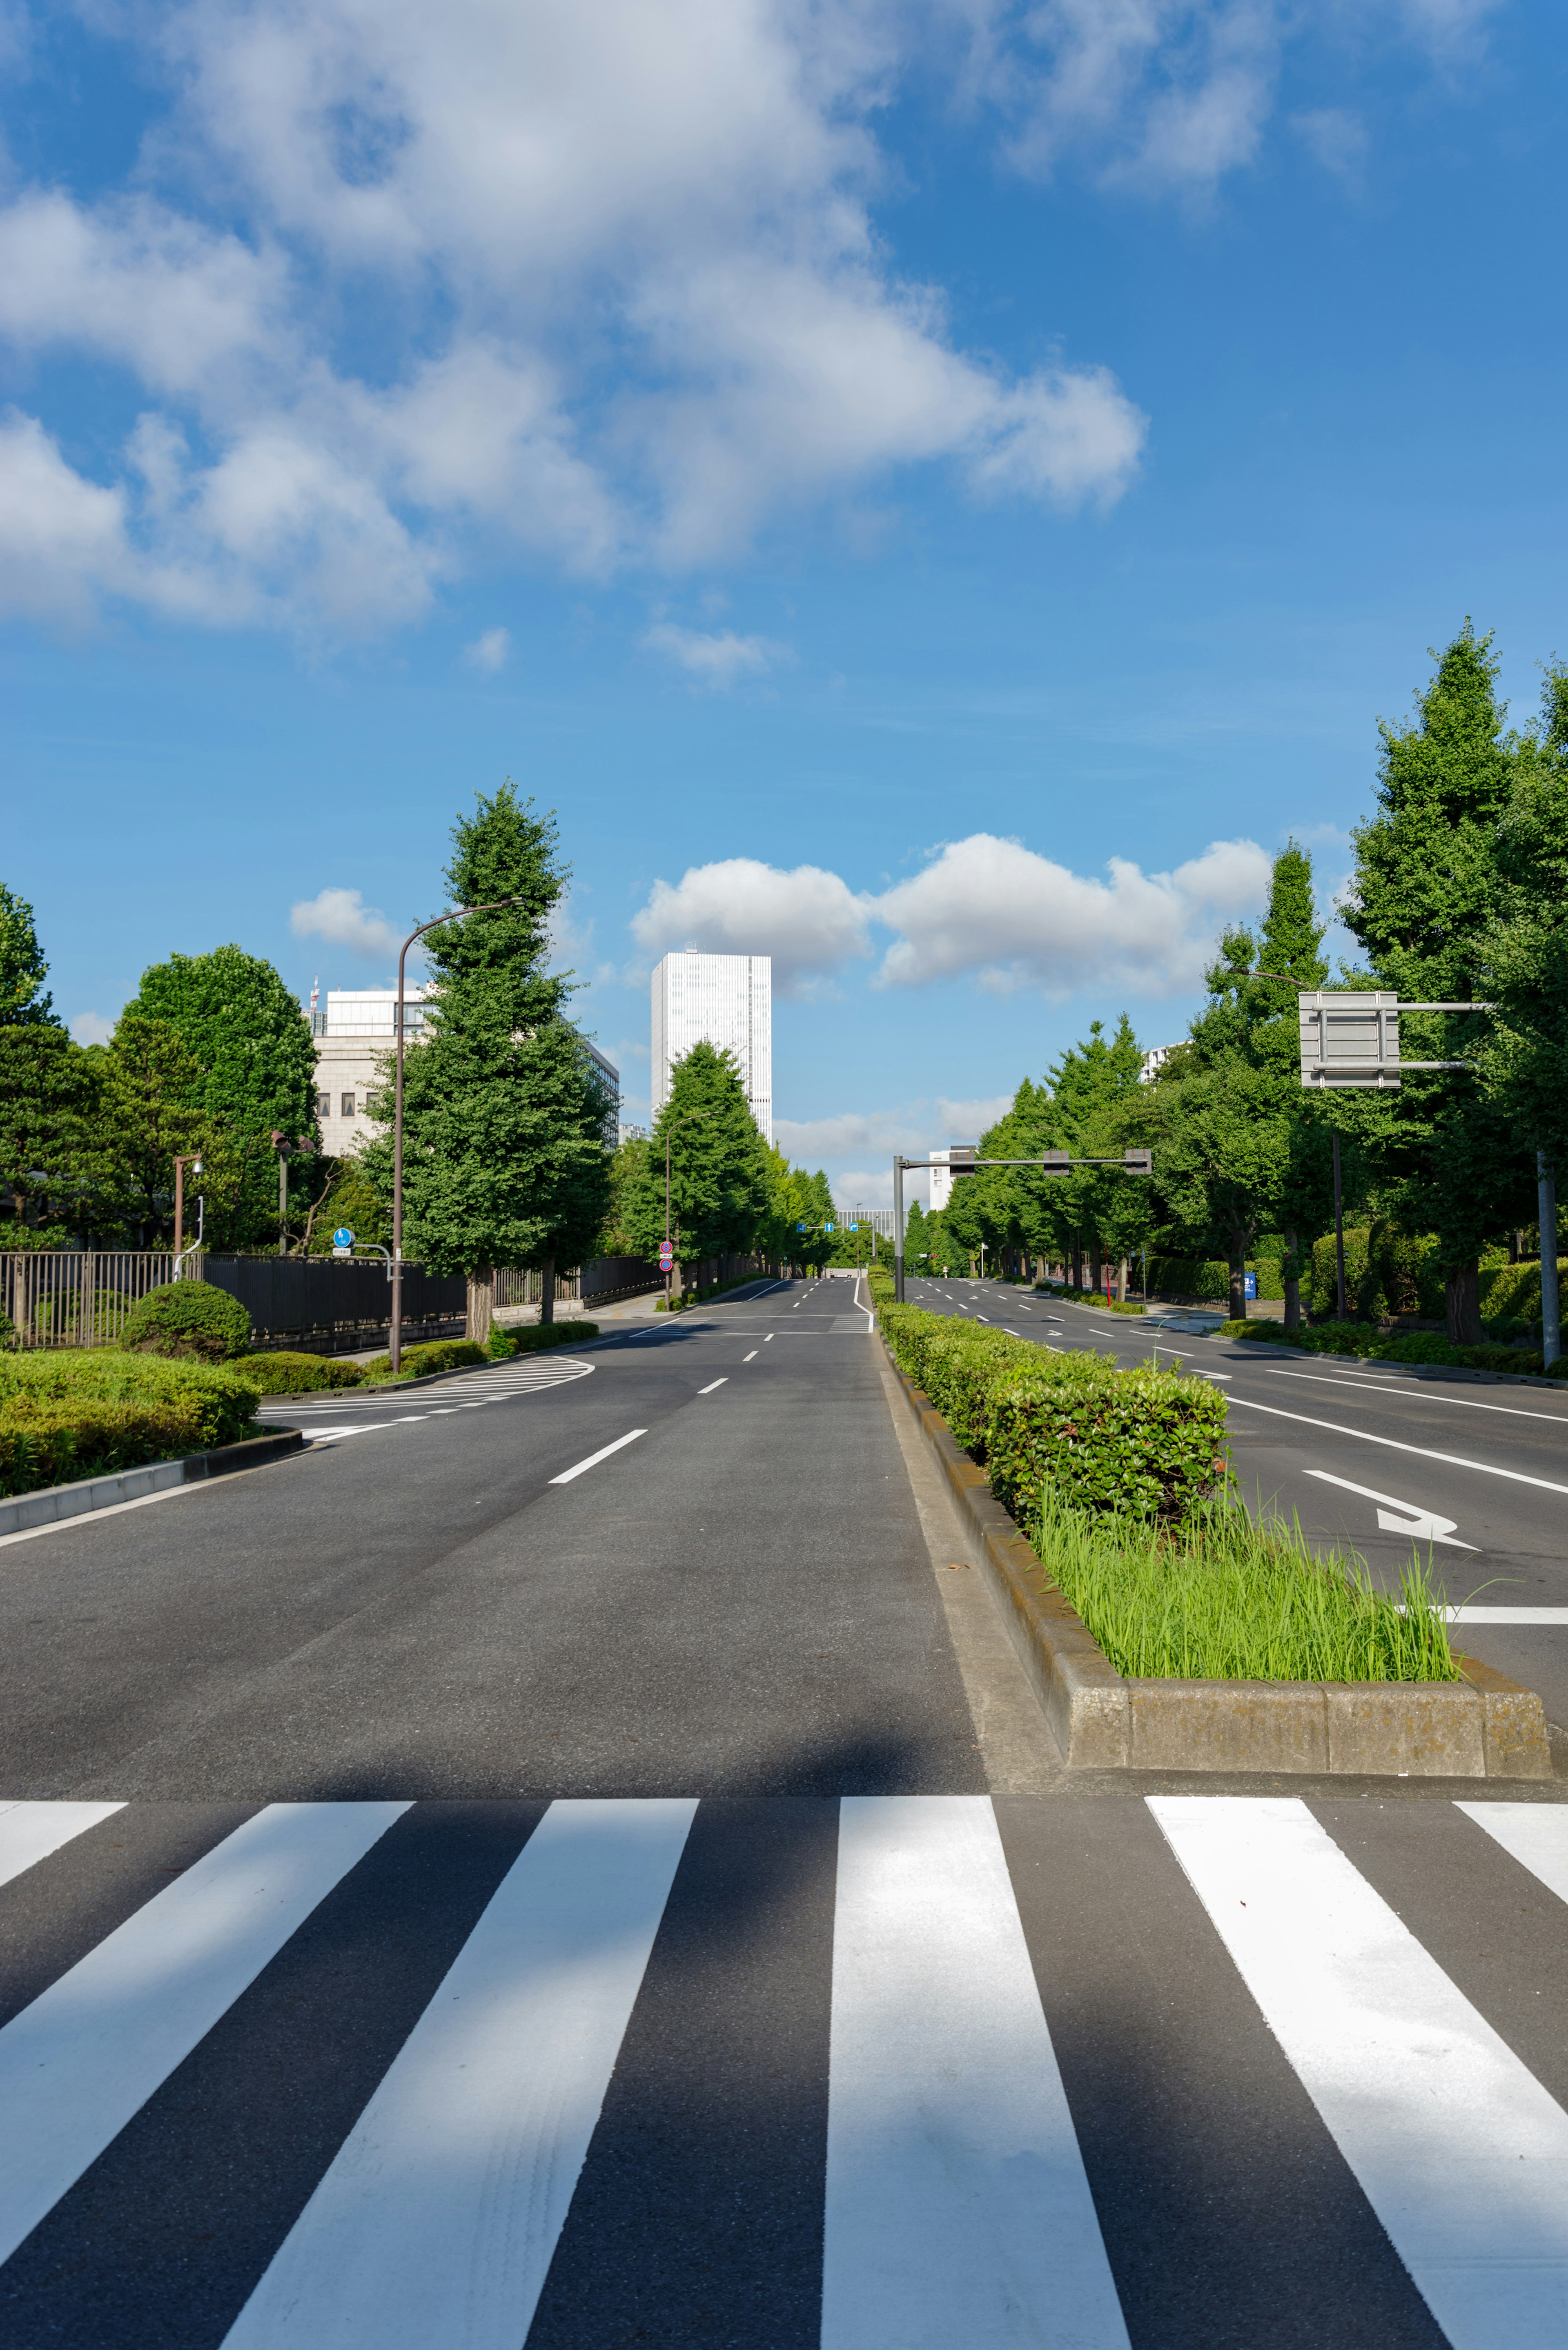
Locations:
697;1378;728;1395
765;1333;774;1342
822;1795;1129;2350
743;1350;757;1362
0;1802;409;2270
1224;1393;1568;1501
1152;1795;1568;2349
1459;1805;1568;1907
0;1801;124;1891
548;1429;647;1484
221;1799;696;2350
1303;1468;1475;1547
1445;1608;1568;1624
1263;1367;1568;1426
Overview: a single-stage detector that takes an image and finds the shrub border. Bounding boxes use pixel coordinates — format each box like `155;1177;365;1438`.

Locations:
0;1427;305;1538
882;1336;1551;1780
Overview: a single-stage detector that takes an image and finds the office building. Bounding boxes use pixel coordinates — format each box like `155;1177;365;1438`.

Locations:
650;952;772;1144
928;1145;977;1212
307;983;618;1156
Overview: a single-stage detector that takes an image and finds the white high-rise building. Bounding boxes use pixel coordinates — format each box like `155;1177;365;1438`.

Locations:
651;953;772;1144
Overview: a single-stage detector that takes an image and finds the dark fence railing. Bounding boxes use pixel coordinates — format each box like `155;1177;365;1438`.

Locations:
201;1257;466;1355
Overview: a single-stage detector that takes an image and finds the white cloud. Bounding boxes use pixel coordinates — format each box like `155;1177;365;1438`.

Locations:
0;412;134;622
464;625;511;672
1292;107;1367;187
69;1010;116;1046
873;832;1272;997
643;622;791;688
631;857;873;992
290;885;402;959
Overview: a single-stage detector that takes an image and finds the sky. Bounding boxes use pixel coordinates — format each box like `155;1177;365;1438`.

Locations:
5;0;1566;1208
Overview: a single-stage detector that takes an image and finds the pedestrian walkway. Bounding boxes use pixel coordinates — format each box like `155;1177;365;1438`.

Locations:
0;1794;1564;2346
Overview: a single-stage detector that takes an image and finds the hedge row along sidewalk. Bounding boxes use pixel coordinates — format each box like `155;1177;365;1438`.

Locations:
875;1297;1551;1777
0;1350;261;1500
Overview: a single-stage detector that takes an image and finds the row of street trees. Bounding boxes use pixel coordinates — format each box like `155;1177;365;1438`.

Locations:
917;626;1568;1343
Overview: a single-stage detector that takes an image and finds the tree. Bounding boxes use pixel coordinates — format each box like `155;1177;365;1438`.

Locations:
1342;623;1535;1339
121;944;320;1249
620;1043;771;1277
0;888;56;1028
365;784;611;1333
0;1026;96;1238
1479;663;1568;1199
97;1014;220;1245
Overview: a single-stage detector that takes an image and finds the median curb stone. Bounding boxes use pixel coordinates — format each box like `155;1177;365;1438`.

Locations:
0;1427;305;1538
881;1338;1552;1780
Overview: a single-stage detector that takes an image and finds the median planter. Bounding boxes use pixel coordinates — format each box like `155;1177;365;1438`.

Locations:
882;1340;1551;1780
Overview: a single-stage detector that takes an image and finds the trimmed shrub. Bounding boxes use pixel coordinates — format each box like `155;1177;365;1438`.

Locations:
1232;1318;1554;1375
0;1397;209;1498
229;1352;366;1394
1478;1259;1568;1333
121;1280;251;1362
0;1349;258;1447
1308;1224;1444;1321
1146;1257;1231;1303
488;1322;599;1358
360;1338;490;1381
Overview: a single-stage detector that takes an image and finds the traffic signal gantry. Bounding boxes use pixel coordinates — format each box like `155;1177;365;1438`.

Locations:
890;1149;1152;1302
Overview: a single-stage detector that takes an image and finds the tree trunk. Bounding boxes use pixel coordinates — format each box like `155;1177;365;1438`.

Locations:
1282;1224;1301;1333
1229;1247;1247;1324
1089;1236;1102;1298
1115;1257;1127;1303
466;1265;493;1346
1444;1260;1481;1345
538;1255;555;1326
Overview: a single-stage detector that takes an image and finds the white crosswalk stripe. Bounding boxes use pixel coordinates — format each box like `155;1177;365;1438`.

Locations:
0;1793;1564;2347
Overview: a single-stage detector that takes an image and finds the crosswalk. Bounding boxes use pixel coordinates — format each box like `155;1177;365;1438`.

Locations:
264;1351;597;1441
0;1794;1565;2344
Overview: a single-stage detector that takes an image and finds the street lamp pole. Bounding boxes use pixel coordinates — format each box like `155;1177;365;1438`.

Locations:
171;1154;203;1273
390;896;528;1374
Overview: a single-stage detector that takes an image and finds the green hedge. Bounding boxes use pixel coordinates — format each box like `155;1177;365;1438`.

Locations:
229;1351;366;1394
361;1338;490;1381
878;1301;1230;1524
0;1349;260;1496
1477;1259;1568;1332
1308;1225;1445;1321
1233;1318;1567;1376
1146;1258;1284;1302
489;1322;599;1356
121;1280;253;1361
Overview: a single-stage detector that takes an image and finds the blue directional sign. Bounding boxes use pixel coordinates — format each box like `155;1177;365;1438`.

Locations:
824;1223;834;1234
847;1222;858;1232
1243;1270;1258;1300
796;1222;807;1232
332;1226;354;1248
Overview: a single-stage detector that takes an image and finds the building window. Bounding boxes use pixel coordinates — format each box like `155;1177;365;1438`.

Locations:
341;1093;356;1119
316;1091;331;1118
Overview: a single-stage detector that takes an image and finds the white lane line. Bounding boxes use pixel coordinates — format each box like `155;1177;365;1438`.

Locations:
697;1378;728;1395
548;1428;647;1484
0;1802;409;2270
1225;1393;1568;1501
1459;1806;1568;1907
1263;1367;1568;1426
1151;1796;1568;2350
222;1799;697;2350
0;1802;124;1892
743;1351;758;1362
1303;1468;1475;1547
765;1333;774;1342
822;1796;1129;2350
1448;1607;1568;1623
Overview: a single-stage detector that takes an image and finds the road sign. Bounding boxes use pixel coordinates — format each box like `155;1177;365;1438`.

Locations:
332;1226;354;1246
1243;1270;1258;1300
1042;1150;1070;1177
847;1222;858;1232
1123;1149;1153;1176
658;1242;674;1269
1298;991;1401;1090
824;1223;834;1234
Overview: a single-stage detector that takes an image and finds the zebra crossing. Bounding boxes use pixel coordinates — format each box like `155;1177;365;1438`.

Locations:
0;1794;1565;2345
263;1350;597;1441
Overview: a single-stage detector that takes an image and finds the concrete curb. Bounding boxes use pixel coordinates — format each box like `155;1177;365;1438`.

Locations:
880;1338;1552;1780
0;1427;306;1538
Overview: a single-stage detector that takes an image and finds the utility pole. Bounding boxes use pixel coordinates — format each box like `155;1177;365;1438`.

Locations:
1540;1151;1561;1370
172;1154;202;1273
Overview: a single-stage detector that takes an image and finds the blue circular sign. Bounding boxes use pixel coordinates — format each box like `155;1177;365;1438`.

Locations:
332;1226;354;1247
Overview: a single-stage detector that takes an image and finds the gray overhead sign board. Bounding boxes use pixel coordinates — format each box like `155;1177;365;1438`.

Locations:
1299;990;1402;1090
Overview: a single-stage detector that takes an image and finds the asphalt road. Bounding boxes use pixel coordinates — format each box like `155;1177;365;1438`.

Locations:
907;1275;1568;1724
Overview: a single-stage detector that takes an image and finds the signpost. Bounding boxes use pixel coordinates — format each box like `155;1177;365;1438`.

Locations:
657;1242;674;1271
332;1226;354;1259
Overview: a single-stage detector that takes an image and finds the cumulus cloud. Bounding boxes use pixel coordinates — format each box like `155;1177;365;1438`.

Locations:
290;886;402;959
630;857;873;992
875;832;1272;996
465;625;511;672
69;1011;116;1046
631;834;1272;1000
0;0;1149;631
643;622;791;688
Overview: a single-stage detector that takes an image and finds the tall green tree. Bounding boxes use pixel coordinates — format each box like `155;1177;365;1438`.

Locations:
0;1027;96;1238
621;1042;770;1275
121;944;319;1248
0;889;55;1029
1479;662;1568;1201
366;784;611;1330
98;1014;219;1245
1342;623;1534;1338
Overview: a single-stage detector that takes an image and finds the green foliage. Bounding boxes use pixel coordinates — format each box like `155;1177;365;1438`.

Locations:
0;1024;98;1235
121;1280;253;1361
1233;1317;1554;1373
1478;662;1568;1172
122;944;319;1249
620;1041;771;1265
488;1320;599;1356
365;785;611;1284
0;887;55;1028
298;1155;391;1255
1037;1486;1460;1684
1307;1224;1445;1319
228;1351;366;1393
0;1347;259;1478
96;1013;221;1244
361;1337;490;1380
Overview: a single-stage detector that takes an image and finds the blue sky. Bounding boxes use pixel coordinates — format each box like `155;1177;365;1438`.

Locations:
5;0;1565;1205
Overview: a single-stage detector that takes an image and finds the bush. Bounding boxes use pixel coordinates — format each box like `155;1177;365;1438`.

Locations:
1308;1223;1445;1322
360;1338;490;1381
229;1351;366;1394
879;1300;1230;1524
488;1321;598;1357
121;1280;251;1362
0;1348;260;1495
1231;1318;1557;1375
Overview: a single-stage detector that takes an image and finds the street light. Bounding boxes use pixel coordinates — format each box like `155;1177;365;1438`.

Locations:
663;1113;706;1308
390;896;529;1373
172;1155;203;1274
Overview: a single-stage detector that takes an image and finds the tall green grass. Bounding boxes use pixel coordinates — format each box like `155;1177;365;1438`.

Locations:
1037;1485;1461;1683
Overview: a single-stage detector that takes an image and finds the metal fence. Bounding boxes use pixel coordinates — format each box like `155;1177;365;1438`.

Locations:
493;1257;662;1310
1;1252;177;1350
